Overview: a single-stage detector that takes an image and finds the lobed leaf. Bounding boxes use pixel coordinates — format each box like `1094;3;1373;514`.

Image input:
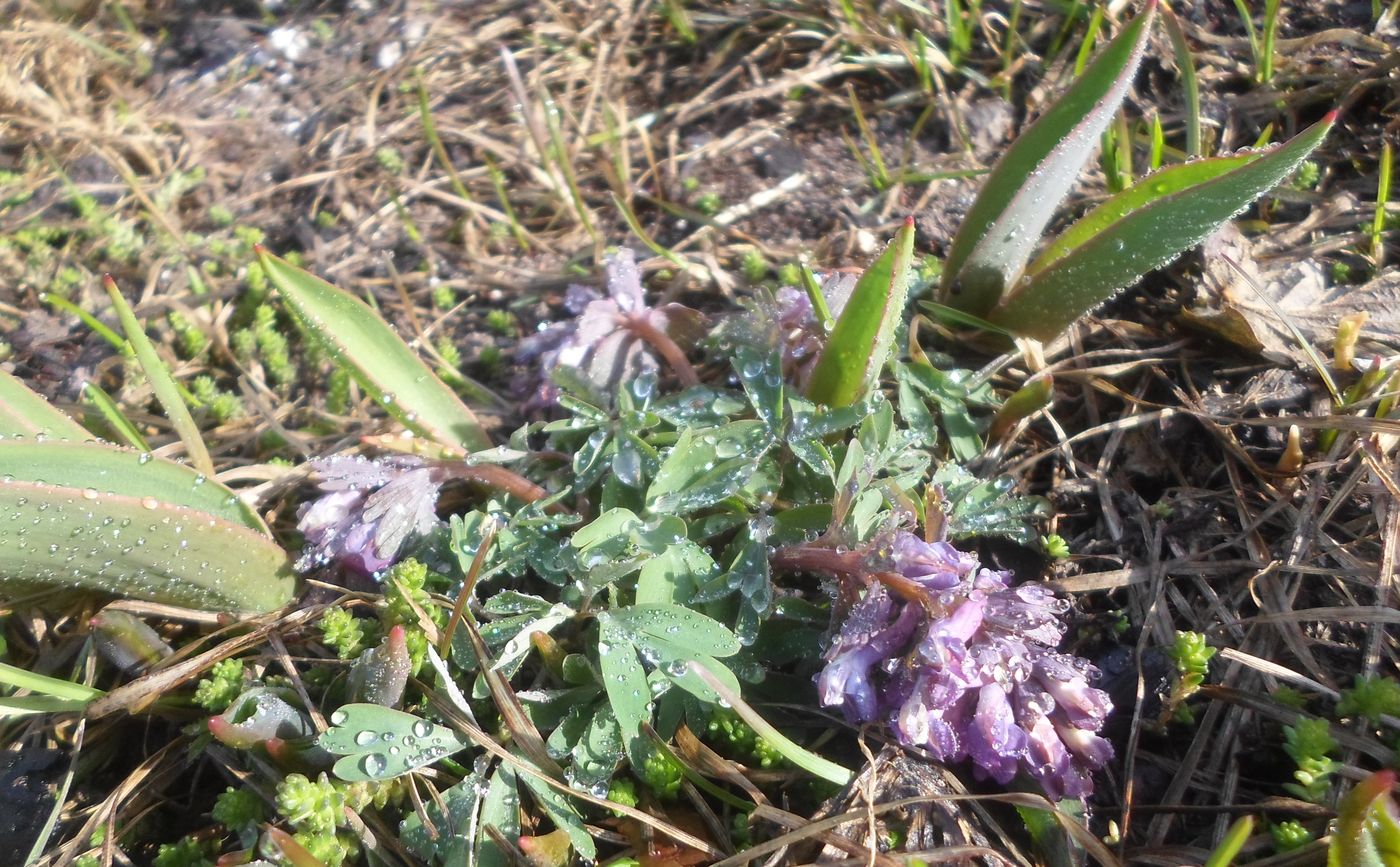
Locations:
256;248;492;453
0;479;293;612
0;368;90;441
940;2;1156;316
805;218;916;408
608;603;741;658
990;113;1335;339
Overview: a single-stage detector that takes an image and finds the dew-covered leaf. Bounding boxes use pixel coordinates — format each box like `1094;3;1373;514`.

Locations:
320;703;471;782
805;220;917;408
733;341;785;433
646;422;773;515
0;479;293;611
0;368;90;441
940;4;1156;316
257;248;492;452
931;463;1050;545
518;754;597;860
992;113;1336;339
637;541;716;605
1027;153;1258;274
609;603;741;658
570;702;624;793
0;440;267;532
596;618;651;762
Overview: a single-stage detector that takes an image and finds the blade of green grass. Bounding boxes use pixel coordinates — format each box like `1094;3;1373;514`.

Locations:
256;247;493;453
81;380;151;450
0;660;104;702
1160;3;1202;156
104;275;214;477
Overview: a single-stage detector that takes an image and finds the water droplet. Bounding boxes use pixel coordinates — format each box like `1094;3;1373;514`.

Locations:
411;719;433;738
355;730;377;746
360;753;387;776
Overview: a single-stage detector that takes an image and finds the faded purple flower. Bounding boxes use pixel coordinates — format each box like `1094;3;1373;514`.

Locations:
518;249;705;405
769;272;857;388
297;455;444;576
818;532;1113;800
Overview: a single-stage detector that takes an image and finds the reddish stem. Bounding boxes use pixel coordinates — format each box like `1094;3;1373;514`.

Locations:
625;314;700;387
438;463;569;515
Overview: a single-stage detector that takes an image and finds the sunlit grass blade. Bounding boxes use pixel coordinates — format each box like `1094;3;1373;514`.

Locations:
104;275;215;477
940;1;1156;316
0;479;294;611
1028;153;1260;274
805;218;916;407
81;380;151;450
0;368;90;440
256;247;493;453
1160;3;1202;156
1372;141;1392;264
990;113;1336;339
0;660;104;702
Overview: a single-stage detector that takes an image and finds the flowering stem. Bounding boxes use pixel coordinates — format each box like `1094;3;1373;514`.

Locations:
769;544;865;578
438;463;569;514
624;314;700;387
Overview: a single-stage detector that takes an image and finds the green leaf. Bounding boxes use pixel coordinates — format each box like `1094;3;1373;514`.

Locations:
991;113;1335;339
320;703;472;782
256;248;492;452
609;603;741;658
0;369;90;441
80;381;150;450
932;463;1050;545
1329;771;1400;867
1027;154;1259;274
805;219;916;407
940;3;1156;316
645;422;772;515
637;541;716;605
0;660;104;702
0;479;293;611
1204;816;1253;867
518;759;597;860
104;277;215;477
597;618;652;762
477;763;521;867
0;440;267;532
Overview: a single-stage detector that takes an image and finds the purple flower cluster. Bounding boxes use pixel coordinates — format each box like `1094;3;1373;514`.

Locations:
296;455;445;576
518;249;705;405
818;533;1113;800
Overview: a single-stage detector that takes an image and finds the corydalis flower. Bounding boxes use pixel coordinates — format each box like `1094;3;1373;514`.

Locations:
296;455;444;575
813;533;1113;800
770;272;857;388
518;249;705;405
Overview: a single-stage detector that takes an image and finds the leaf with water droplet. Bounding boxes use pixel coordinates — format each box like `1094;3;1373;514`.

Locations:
319;703;470;781
645;421;772;515
596;617;651;767
0;479;292;611
257;248;493;452
608;603;740;658
0;368;91;441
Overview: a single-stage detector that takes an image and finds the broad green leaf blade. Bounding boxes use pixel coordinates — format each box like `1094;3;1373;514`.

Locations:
644;421;772;515
104;277;215;477
256;248;492;453
0;441;267;532
805;219;916;407
1027;153;1258;274
0;369;90;440
940;3;1156;316
517;758;597;860
991;113;1335;340
609;603;741;658
320;703;472;782
0;480;294;612
0;695;93;718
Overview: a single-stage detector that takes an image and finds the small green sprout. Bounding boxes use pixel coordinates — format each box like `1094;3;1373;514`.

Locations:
485;308;516;336
319;606;368;659
607;777;639;816
1337;675;1400;725
1163;631;1214;723
1041;533;1071;560
1270;819;1314;852
166;310;208;358
776;262;802;286
1282;717;1338;803
1272;686;1309;709
431;283;455;310
277;773;346;836
193;658;245;712
375;147;405;174
1291;160;1321;190
212;787;266;830
316;209;338;229
694;192;723;216
208;204;235;227
740;248;768;283
638;747;684;800
152;838;212;867
324;366;351;415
